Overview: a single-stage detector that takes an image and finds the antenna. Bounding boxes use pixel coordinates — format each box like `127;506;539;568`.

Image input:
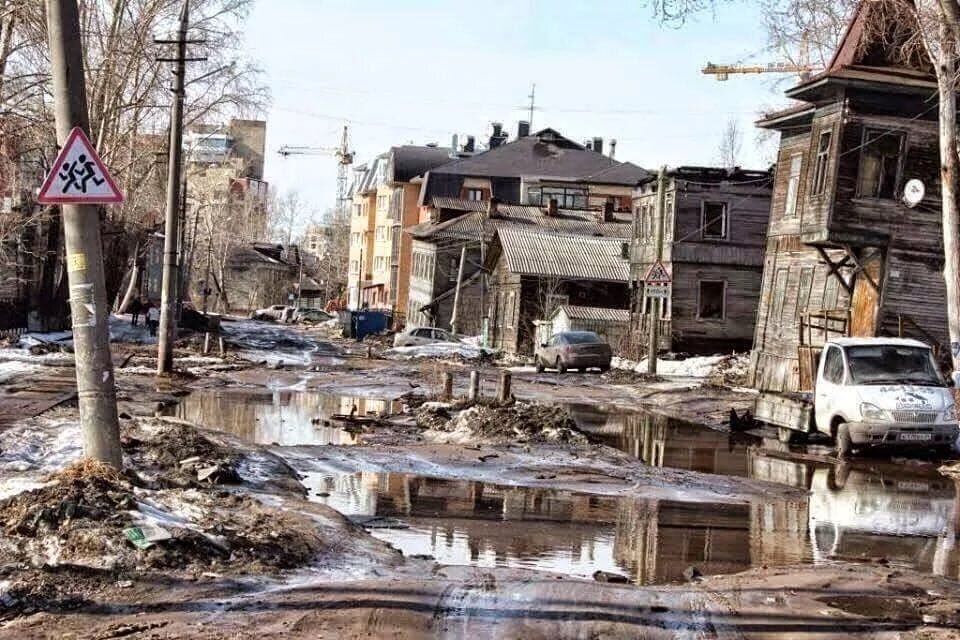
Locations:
527;83;536;130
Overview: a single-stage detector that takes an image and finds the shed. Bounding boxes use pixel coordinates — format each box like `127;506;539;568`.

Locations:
548;305;631;351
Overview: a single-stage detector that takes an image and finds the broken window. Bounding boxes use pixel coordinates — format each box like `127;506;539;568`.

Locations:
697;280;726;319
857;129;904;199
810;130;833;196
701;202;728;240
772;268;789;323
784;154;802;217
796;267;814;319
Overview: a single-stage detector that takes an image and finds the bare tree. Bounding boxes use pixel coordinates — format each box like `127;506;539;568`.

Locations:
717;118;743;168
268;190;311;247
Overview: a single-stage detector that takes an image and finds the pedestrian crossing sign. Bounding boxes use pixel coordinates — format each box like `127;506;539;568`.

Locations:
37;127;123;204
644;260;671;284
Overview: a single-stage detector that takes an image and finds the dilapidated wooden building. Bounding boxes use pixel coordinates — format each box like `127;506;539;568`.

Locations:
630;167;772;355
749;2;950;393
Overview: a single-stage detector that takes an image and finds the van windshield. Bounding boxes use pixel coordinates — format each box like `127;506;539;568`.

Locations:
845;345;944;386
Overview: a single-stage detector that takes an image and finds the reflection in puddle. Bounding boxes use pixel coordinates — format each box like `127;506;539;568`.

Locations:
305;471;809;585
170;389;399;446
570;408;960;580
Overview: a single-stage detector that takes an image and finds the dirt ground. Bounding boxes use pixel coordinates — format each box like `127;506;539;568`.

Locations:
3;322;960;638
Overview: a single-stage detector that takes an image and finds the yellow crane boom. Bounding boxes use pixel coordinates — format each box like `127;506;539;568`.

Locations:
702;62;819;81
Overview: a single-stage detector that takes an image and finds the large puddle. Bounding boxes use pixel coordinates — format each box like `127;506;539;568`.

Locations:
173;388;960;584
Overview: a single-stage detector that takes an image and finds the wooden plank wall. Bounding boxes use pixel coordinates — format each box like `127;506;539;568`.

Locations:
671;264;763;348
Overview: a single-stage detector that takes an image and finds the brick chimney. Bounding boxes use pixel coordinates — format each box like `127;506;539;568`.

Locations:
518;120;530;138
546;198;558;216
592;137;603;155
489;122;507;149
609;139;617;159
486;196;500;219
601;198;615;223
464;136;475;153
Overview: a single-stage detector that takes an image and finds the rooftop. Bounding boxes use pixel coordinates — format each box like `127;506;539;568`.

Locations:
553;305;631;323
495;227;630;282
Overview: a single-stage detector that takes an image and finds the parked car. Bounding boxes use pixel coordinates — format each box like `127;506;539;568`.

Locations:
535;331;612;373
251;305;295;323
393;326;460;347
295;308;333;323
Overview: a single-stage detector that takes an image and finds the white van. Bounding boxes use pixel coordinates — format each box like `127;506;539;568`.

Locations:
815;338;958;457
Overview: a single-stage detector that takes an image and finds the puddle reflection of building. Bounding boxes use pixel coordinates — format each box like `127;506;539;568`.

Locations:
175;390;398;445
618;413;751;478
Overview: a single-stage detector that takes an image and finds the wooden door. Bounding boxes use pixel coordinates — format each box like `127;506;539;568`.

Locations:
849;250;883;337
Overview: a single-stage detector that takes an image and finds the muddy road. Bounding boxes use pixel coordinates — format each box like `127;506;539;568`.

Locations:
2;320;960;638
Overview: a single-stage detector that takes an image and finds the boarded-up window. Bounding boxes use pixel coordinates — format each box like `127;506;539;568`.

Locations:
448;257;458;282
823;275;840;310
796;267;814;318
702;202;728;240
857;129;904;199
784;154;802;217
772;268;789;323
811;130;833;196
698;281;726;319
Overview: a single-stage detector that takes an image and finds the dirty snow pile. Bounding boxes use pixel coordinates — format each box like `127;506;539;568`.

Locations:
418;401;587;445
612;353;750;382
383;342;495;362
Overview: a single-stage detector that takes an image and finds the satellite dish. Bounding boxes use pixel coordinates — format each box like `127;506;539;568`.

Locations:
903;179;925;208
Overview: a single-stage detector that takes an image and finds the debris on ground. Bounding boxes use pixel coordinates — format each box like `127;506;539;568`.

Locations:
121;420;242;489
598;368;665;385
419;401;588;444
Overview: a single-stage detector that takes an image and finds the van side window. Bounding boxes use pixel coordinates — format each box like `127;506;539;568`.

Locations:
822;347;845;384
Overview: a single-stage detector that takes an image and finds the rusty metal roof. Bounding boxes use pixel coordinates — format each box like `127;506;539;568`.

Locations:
497;228;630;282
553;305;630;323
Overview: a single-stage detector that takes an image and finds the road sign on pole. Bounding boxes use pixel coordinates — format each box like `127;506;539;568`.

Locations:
644;260;671;285
37;127;123;204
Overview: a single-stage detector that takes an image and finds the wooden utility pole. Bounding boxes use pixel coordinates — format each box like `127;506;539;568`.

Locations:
46;0;121;467
449;245;468;334
156;0;192;375
647;166;668;375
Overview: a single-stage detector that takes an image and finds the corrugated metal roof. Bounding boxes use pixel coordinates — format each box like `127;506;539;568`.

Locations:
497;228;630;282
554;305;631;323
408;205;633;242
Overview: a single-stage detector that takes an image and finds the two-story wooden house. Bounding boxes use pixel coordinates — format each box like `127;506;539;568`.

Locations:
630;167;773;355
749;2;948;394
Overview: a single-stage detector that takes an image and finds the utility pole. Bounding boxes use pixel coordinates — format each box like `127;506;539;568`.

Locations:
46;0;121;467
527;83;536;130
156;0;202;374
449;245;468;334
648;166;668;375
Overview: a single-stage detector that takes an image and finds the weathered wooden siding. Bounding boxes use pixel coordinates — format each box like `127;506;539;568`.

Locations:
767;132;811;238
670;264;763;350
800;106;842;239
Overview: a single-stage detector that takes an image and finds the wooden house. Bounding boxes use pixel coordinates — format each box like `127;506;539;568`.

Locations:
749;2;950;394
486;227;631;354
630;167;773;355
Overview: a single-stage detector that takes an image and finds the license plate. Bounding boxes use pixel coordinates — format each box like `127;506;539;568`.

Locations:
899;432;933;441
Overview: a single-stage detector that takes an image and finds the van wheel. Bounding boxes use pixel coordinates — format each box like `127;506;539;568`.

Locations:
827;462;850;491
556;358;566;374
835;423;852;459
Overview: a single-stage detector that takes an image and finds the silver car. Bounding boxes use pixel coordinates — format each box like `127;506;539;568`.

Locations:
535;331;612;373
393;326;460;347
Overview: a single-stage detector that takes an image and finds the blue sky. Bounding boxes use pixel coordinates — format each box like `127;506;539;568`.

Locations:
245;0;793;217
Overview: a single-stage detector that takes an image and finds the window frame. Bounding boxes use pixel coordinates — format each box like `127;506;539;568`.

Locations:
822;346;847;385
700;201;729;241
696;279;727;320
784;153;803;218
810;129;833;197
772;268;789;324
856;127;906;200
466;188;484;201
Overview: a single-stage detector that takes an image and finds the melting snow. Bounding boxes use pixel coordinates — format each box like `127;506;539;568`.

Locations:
383;342;493;361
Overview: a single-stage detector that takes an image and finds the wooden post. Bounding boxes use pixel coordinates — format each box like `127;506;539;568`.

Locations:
203;331;211;354
497;369;512;403
648;165;667;375
441;371;453;400
468;370;480;401
217;335;225;357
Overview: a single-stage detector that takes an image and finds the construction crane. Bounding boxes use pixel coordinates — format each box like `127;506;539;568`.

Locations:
701;61;820;81
277;125;355;217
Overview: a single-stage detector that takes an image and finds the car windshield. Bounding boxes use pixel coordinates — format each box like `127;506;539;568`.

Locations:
845;345;944;386
563;332;602;345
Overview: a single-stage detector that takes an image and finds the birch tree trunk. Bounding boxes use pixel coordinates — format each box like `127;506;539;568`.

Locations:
934;0;960;375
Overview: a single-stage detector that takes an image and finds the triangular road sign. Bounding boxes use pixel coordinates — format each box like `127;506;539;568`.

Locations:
644;260;671;284
38;127;123;204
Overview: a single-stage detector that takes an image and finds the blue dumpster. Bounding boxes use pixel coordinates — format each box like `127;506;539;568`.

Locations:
341;310;391;340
